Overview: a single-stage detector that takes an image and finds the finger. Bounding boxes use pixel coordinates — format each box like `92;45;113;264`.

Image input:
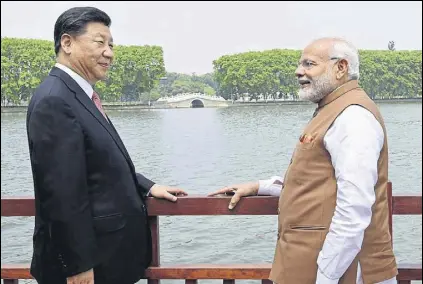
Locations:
168;188;188;196
207;187;232;196
163;191;178;202
229;193;241;210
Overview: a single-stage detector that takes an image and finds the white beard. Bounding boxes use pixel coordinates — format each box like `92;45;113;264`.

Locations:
298;70;337;103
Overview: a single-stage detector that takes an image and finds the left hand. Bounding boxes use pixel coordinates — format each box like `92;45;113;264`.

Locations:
150;184;188;202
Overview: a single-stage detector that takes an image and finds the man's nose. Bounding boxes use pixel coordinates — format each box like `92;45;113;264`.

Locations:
295;65;305;78
103;47;114;59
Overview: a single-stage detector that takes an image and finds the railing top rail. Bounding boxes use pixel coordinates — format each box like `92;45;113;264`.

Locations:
1;263;422;280
2;194;422;217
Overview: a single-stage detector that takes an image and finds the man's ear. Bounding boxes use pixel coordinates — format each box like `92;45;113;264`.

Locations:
60;33;72;55
336;59;349;80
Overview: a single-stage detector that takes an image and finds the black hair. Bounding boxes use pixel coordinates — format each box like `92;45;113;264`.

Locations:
54;6;111;55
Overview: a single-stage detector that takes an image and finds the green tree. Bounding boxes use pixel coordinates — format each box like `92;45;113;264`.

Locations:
212;48;421;100
1;38;166;105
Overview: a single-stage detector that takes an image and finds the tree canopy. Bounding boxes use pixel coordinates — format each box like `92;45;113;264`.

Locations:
1;37;421;106
212;48;422;101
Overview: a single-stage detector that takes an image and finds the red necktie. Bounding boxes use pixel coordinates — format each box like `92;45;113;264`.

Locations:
92;91;107;119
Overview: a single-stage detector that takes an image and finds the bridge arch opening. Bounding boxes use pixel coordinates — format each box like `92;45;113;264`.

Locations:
191;99;204;108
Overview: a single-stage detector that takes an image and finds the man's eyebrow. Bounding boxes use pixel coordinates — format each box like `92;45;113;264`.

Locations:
299;58;313;63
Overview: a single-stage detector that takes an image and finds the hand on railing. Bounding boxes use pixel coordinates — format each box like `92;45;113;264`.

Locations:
66;268;94;284
150;184;188;202
208;182;259;209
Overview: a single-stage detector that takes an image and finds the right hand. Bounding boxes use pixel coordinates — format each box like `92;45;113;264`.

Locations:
67;268;94;284
149;184;188;202
208;181;259;210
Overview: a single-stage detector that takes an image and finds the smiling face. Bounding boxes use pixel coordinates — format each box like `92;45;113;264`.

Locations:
59;22;114;85
295;39;349;103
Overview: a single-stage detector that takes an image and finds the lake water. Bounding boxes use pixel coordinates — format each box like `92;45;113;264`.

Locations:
1;102;422;284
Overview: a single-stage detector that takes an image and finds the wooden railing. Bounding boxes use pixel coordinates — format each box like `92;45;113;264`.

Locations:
1;182;422;284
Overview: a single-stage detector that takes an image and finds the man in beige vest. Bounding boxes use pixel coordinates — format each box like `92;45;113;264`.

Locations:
209;38;398;284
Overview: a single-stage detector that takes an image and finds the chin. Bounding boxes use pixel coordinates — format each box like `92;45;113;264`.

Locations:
298;90;318;103
96;72;108;81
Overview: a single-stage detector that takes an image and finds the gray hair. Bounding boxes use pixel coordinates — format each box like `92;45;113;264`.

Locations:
330;39;360;80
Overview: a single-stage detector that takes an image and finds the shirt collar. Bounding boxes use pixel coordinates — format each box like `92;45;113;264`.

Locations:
55;63;94;99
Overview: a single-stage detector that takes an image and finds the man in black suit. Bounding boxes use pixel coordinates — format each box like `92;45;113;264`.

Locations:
26;6;187;284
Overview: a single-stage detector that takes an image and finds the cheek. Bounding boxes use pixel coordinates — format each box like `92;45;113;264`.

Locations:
89;55;102;69
82;47;99;63
304;71;315;81
307;68;326;81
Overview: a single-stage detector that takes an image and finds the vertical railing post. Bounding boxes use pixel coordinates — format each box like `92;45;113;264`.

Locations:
387;181;393;246
148;216;160;284
3;280;19;284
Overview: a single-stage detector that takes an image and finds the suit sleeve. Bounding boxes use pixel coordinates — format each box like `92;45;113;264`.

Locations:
27;96;96;277
136;172;155;197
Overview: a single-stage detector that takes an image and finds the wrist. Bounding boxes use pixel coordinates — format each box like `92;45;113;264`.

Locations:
148;184;159;197
252;181;259;195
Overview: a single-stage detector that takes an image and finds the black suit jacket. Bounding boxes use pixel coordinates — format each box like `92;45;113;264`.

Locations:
26;67;154;283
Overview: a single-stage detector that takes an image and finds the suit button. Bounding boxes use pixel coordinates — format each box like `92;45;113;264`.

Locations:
277;208;280;214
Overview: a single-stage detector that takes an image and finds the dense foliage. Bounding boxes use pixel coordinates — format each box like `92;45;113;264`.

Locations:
212;49;422;100
1;37;421;106
1;38;165;105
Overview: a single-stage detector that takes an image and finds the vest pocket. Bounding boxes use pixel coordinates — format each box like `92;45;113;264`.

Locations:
280;225;328;281
289;225;327;231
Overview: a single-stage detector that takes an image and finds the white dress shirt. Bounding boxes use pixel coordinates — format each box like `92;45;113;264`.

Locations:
258;105;397;284
55;63;94;99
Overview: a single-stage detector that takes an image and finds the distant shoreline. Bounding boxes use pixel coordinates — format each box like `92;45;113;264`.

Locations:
1;98;421;113
228;98;423;107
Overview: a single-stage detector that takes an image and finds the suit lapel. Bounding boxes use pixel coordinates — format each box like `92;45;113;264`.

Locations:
75;91;133;163
49;67;133;164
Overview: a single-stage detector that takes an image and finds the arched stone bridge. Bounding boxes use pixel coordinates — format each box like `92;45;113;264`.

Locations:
155;93;229;108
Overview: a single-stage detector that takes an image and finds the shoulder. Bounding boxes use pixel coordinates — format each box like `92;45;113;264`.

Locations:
325;105;384;150
36;74;71;98
334;105;383;134
29;75;73;110
338;105;377;123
